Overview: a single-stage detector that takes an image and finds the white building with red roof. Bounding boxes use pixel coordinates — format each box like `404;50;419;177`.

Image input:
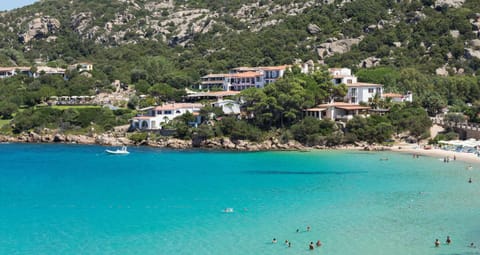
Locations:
199;64;305;91
328;68;383;104
304;102;371;121
130;103;203;130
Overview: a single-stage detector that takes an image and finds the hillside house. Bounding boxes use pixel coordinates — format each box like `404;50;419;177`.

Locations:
304;102;371;121
328;68;383;104
0;67;32;78
130;103;203;130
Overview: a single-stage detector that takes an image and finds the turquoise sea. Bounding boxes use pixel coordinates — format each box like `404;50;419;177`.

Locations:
1;144;480;255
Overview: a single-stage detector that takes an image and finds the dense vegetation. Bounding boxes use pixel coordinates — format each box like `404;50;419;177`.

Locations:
0;0;479;144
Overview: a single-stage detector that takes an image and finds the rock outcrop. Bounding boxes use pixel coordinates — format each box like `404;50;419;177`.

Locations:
359;56;381;68
317;36;364;59
19;16;60;43
307;23;321;34
435;0;465;8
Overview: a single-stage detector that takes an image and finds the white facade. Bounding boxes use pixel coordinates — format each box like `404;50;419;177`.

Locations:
199;64;311;91
212;100;241;115
328;68;383;104
131;103;203;130
0;67;32;78
346;83;383;104
304;102;371;121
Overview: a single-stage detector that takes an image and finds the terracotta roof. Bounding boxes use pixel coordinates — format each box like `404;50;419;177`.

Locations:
316;102;371;110
304;107;327;111
229;71;263;78
154;103;203;111
186;91;240;98
383;93;403;98
347;82;383;87
337;105;371;110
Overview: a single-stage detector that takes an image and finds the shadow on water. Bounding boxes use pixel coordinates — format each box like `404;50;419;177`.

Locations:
243;170;368;175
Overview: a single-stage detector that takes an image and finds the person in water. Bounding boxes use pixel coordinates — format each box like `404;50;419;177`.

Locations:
470;242;476;248
272;238;277;244
435;239;440;247
446;236;451;245
316;240;322;247
288;241;291;247
309;242;315;250
469;177;472;183
306;226;311;232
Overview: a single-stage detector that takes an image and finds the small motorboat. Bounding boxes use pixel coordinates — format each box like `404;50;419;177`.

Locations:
105;146;129;155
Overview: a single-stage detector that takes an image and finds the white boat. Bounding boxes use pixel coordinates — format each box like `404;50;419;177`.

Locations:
105;146;129;155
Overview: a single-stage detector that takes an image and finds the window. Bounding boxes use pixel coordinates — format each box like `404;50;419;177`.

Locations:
347;79;352;84
164;110;172;115
368;88;374;93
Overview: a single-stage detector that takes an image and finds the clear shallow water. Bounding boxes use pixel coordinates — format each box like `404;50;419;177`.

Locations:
1;144;480;255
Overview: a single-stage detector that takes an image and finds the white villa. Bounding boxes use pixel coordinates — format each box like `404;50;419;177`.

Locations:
328;68;383;104
130;103;203;130
0;66;66;79
304;102;371;121
0;67;31;78
199;64;311;91
69;62;94;73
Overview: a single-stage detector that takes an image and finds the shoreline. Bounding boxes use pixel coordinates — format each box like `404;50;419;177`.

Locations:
2;132;480;165
390;144;480;164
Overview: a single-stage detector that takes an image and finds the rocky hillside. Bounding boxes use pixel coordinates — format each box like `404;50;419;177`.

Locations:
1;0;480;77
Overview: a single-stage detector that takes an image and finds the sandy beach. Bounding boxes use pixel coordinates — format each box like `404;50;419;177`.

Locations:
390;144;480;165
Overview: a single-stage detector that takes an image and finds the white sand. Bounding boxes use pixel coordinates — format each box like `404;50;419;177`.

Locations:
390;144;480;165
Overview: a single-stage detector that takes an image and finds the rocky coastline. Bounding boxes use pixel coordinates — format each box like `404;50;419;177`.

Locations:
0;131;388;151
0;131;390;151
0;131;308;151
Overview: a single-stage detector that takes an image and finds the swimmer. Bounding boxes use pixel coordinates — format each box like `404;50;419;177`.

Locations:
306;226;311;232
469;177;472;183
435;239;440;247
309;242;315;250
296;228;300;233
285;240;289;245
316;240;322;247
272;238;277;244
470;242;476;248
288;241;291;247
446;236;451;245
